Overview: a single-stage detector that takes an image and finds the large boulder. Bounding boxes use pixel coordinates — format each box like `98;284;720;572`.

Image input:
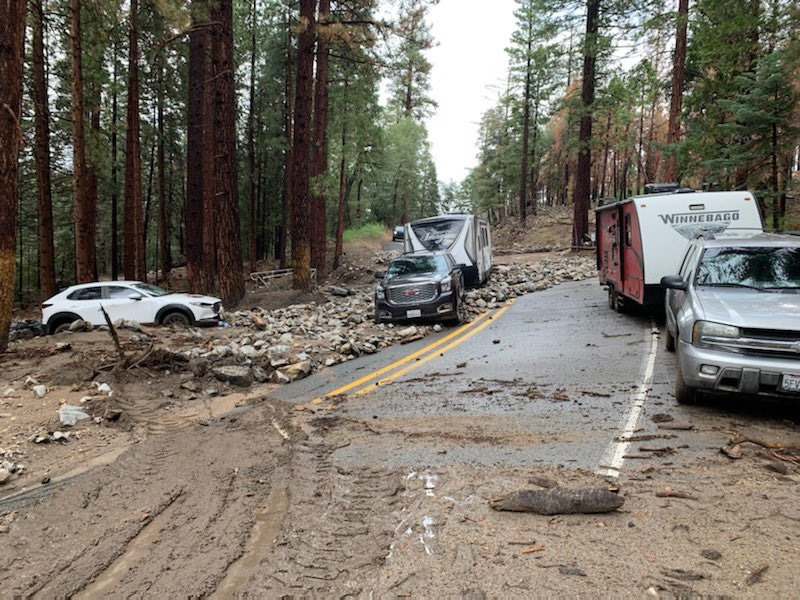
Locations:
277;360;312;382
211;365;253;387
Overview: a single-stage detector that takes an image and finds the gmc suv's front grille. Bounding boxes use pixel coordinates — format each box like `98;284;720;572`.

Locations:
387;283;437;305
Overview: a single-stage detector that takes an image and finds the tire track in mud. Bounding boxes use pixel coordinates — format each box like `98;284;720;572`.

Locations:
240;416;409;597
0;403;293;598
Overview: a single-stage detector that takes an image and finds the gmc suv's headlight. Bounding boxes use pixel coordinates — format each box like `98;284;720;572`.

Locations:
375;285;385;299
439;277;452;293
692;320;741;348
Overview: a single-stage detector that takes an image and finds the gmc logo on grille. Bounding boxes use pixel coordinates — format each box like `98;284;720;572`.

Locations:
403;289;420;297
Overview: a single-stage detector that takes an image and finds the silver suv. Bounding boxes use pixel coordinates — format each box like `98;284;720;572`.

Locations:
661;233;800;404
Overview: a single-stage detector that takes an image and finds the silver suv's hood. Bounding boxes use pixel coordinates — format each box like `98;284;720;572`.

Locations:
696;287;800;329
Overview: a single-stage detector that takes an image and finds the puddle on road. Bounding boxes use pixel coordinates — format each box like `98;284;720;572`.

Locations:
210;484;289;599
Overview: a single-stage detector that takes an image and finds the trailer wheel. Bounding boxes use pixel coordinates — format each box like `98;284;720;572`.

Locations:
607;285;623;313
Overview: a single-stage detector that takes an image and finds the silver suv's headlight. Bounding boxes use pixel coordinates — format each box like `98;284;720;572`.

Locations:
692;320;742;349
439;277;452;293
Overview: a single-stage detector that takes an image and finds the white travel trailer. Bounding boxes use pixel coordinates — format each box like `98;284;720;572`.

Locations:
595;190;764;309
403;214;492;287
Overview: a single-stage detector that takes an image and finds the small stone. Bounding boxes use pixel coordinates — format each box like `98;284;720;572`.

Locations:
397;326;418;338
32;385;48;399
161;389;174;398
180;381;198;392
252;366;269;383
95;382;113;395
188;358;209;377
24;376;40;387
0;469;11;484
433;324;443;332
59;405;91;427
279;332;293;344
701;549;722;561
278;360;312;382
203;388;219;397
55;342;71;352
270;370;291;384
53;431;70;442
211;366;253;387
68;319;87;332
3;388;15;398
330;286;349;297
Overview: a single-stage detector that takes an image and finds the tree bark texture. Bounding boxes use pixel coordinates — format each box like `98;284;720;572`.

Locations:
279;6;293;268
291;0;316;291
333;76;348;271
71;0;95;283
157;57;170;280
571;0;600;247
247;0;258;272
310;0;330;277
211;0;244;305
518;16;533;224
124;0;144;281
663;0;688;183
0;0;26;351
111;42;119;280
30;0;56;299
186;5;214;293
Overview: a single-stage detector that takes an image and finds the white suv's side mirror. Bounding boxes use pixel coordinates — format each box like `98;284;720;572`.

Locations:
128;293;144;301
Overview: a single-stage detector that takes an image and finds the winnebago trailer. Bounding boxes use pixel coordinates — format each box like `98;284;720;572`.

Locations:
595;190;763;310
404;214;492;286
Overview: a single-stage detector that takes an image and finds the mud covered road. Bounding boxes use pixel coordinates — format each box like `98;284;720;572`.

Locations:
3;280;800;598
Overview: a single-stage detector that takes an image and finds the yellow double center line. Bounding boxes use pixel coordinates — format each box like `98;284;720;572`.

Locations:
312;299;516;404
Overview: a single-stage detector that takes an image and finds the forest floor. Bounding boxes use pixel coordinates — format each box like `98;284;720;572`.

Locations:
3;205;798;597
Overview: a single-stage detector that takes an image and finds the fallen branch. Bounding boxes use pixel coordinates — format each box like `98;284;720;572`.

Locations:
100;306;128;369
745;564;769;586
490;487;624;515
731;435;796;450
656;486;698;501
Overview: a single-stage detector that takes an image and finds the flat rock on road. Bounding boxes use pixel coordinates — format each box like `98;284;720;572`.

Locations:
2;279;800;598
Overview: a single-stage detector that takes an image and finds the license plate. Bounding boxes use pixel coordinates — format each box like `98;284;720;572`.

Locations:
406;309;422;318
780;374;800;392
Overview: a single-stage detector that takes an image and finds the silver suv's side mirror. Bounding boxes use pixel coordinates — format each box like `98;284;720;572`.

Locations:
660;275;688;291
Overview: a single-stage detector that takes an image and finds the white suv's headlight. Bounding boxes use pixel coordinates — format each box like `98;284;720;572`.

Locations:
439;277;452;293
692;320;741;347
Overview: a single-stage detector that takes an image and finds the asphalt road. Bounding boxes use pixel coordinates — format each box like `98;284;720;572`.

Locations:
272;278;800;476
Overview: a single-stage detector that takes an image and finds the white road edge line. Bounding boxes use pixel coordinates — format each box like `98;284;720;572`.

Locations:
598;319;659;478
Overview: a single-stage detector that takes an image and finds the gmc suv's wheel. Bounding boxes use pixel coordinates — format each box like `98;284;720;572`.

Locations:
161;311;191;327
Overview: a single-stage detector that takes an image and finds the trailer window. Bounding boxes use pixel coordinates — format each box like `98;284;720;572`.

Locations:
410;219;465;251
624;214;632;247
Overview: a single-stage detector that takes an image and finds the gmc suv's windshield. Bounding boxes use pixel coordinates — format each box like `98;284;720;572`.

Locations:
387;255;449;278
695;246;800;290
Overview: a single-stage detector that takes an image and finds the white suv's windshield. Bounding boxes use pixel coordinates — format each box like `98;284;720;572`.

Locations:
696;246;800;289
387;255;449;279
133;283;170;297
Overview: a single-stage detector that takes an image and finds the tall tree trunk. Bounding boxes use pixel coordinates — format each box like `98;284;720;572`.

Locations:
185;8;208;292
518;17;533;224
111;41;119;280
0;0;26;351
247;0;257;272
31;0;56;299
663;0;688;183
279;6;293;269
157;57;170;281
124;0;143;280
291;0;316;291
310;0;330;278
211;0;244;305
636;79;645;194
333;76;348;271
571;0;600;247
71;0;94;282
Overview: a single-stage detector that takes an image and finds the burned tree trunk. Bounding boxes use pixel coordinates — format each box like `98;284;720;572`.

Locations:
571;0;600;247
663;0;688;183
0;0;27;351
124;0;144;281
31;0;56;299
291;0;317;291
211;0;244;305
310;0;330;278
71;0;95;283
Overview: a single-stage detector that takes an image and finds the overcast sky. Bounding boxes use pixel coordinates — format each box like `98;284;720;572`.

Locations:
425;0;517;183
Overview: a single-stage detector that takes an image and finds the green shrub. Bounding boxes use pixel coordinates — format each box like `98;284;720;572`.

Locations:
342;222;386;243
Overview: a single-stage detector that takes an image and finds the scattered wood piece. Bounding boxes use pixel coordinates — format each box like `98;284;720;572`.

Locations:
745;564;769;586
615;433;676;442
639;446;676;454
558;566;586;576
731;435;795;450
527;476;558;489
579;390;611;398
656;486;698;501
490;487;624;515
768;450;800;467
507;540;538;546
521;545;545;554
662;568;705;582
100;306;128;369
657;423;695;431
601;332;632;338
720;444;743;460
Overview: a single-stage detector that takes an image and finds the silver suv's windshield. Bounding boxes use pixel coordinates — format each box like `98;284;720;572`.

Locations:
695;246;800;290
387;255;449;279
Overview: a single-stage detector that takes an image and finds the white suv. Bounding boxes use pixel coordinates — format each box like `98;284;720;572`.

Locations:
42;281;222;334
